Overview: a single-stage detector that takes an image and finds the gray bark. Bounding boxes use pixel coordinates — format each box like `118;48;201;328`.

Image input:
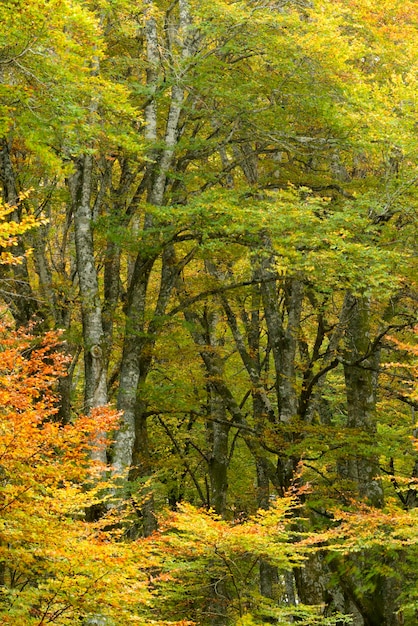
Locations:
341;293;383;507
113;0;194;486
70;155;107;461
111;3;160;476
258;236;303;424
205;310;230;517
258;243;303;493
256;443;279;602
338;294;408;626
179;294;232;517
113;250;154;474
207;390;230;517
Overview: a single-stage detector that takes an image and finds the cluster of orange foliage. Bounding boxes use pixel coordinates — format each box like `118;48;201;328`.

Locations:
0;321;155;624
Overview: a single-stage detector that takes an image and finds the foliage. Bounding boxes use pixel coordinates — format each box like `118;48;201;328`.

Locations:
0;0;418;624
0;320;156;625
0;193;39;264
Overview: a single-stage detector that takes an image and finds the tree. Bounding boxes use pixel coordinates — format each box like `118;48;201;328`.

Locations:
0;1;417;624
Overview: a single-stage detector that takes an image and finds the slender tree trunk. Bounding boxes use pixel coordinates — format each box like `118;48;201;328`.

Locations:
0;138;38;325
259;244;303;493
208;391;230;517
179;301;231;623
205;310;230;517
256;441;279;603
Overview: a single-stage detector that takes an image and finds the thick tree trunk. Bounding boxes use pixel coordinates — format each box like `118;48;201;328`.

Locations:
113;0;194;524
113;248;154;474
130;398;158;536
70;155;107;462
333;294;402;626
342;294;383;507
101;160;136;357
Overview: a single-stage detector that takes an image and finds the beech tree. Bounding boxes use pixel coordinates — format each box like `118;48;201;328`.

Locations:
0;0;417;624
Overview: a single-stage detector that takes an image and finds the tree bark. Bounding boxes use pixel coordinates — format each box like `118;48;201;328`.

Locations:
112;1;195;531
70;155;107;462
0;138;38;325
341;293;383;507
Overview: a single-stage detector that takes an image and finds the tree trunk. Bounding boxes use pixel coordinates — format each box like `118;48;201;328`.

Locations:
334;293;397;626
259;244;303;493
112;0;194;523
0;138;38;325
342;294;383;507
70;155;107;462
205;309;230;518
208;390;230;517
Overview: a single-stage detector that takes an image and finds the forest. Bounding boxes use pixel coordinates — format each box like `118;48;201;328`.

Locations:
0;0;417;624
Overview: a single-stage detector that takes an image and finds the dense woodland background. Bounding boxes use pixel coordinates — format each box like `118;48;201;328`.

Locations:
0;0;417;624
